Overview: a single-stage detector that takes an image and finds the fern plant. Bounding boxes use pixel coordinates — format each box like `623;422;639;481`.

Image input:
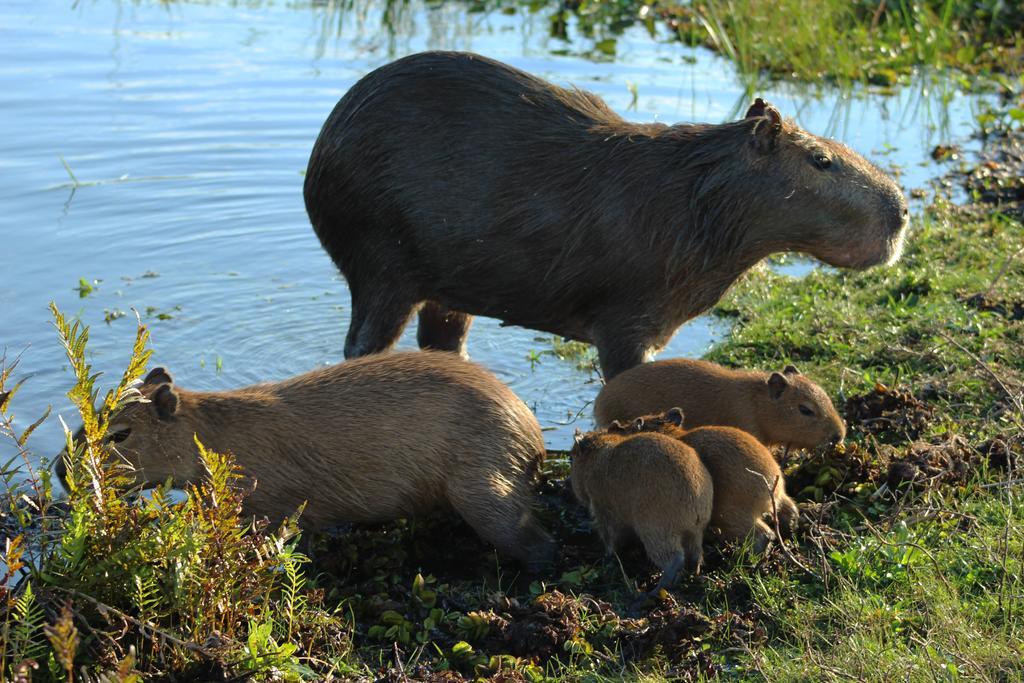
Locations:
0;305;347;680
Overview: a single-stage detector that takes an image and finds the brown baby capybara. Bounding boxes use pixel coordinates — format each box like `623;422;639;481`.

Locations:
304;51;909;379
570;428;713;589
595;359;845;450
611;409;799;552
56;352;553;571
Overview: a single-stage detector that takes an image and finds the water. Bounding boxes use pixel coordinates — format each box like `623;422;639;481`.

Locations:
0;0;988;469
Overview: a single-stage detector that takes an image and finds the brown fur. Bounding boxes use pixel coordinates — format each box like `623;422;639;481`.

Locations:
57;352;553;570
570;429;713;586
304;52;909;380
595;359;845;450
612;409;799;552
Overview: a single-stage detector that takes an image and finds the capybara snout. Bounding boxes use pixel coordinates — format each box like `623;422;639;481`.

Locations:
58;352;554;572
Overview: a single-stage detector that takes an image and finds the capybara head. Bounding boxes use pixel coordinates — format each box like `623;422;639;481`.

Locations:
571;427;623;458
762;365;845;450
56;367;202;491
737;98;908;269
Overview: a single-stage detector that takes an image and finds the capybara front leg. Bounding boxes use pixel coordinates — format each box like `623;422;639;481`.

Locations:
417;302;473;358
344;291;419;358
714;516;775;554
595;335;650;381
775;494;799;539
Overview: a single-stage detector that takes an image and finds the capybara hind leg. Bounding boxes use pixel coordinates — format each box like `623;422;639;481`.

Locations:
637;531;685;581
654;551;687;592
513;516;556;573
417;302;473;357
681;529;704;574
345;293;419;358
775;494;799;539
449;487;553;572
593;514;628;556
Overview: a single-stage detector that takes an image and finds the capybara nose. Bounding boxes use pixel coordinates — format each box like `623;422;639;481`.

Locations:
829;432;844;447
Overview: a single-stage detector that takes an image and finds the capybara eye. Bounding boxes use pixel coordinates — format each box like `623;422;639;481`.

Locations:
813;152;832;169
109;428;132;443
799;405;815;417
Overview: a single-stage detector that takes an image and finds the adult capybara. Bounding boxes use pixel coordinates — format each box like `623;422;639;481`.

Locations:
56;353;553;570
304;51;909;379
595;359;845;450
612;409;799;552
570;429;712;589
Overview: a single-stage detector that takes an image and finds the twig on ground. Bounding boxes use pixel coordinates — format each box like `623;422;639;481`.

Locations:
937;330;1024;429
982;242;1024;299
393;641;408;682
747;469;821;581
49;586;218;658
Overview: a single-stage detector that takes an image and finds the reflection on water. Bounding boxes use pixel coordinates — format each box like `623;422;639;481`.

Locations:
0;0;990;467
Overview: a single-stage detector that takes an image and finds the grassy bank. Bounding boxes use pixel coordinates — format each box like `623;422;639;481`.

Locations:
2;147;1023;681
551;0;1024;85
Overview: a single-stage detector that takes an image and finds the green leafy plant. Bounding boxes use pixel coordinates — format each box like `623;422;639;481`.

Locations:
0;306;349;680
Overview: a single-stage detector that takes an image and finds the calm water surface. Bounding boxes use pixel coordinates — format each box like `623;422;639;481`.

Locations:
0;0;987;468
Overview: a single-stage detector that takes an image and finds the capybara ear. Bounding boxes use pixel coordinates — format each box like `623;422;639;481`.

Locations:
631;416;645;432
751;102;783;152
767;371;790;400
666;407;685;427
151;384;179;421
744;97;768;119
783;364;801;376
144;367;173;386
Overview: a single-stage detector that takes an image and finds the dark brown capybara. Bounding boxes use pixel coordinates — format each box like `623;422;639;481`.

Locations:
594;359;845;450
303;51;909;379
570;428;712;590
56;352;553;571
611;408;799;552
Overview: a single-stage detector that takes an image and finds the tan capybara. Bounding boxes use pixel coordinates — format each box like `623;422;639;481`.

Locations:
595;359;845;450
611;408;799;552
56;352;554;571
570;428;713;590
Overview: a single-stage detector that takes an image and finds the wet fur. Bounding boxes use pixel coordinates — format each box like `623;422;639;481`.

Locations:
58;352;553;570
304;51;908;379
594;358;846;449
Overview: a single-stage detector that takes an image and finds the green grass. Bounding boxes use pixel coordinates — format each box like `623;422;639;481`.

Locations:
3;194;1020;680
544;0;1022;86
708;197;1023;437
3;146;1024;679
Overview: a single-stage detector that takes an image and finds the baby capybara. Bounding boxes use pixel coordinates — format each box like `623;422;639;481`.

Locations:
57;352;553;570
304;51;909;379
595;359;845;450
570;428;713;589
612;409;799;552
